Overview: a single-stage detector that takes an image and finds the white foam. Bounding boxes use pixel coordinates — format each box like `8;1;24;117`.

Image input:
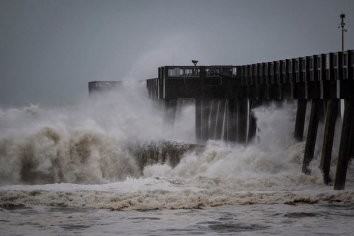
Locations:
1;87;354;210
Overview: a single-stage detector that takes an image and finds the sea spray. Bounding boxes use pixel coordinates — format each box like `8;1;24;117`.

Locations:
0;83;196;185
0;127;201;184
0;83;353;210
0;127;140;184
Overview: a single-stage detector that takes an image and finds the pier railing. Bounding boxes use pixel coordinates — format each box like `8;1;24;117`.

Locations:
147;50;353;100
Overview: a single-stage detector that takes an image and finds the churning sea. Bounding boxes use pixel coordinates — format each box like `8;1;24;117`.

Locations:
1;84;353;235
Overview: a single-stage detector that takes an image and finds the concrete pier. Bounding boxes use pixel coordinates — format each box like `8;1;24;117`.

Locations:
320;100;338;184
144;49;354;189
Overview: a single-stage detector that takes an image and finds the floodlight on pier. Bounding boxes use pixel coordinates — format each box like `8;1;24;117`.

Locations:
192;60;198;66
338;13;348;52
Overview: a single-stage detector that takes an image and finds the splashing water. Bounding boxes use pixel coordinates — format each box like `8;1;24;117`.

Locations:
0;82;353;211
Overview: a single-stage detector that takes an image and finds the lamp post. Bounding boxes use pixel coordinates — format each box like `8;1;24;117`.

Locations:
339;13;347;52
338;14;348;120
192;60;198;76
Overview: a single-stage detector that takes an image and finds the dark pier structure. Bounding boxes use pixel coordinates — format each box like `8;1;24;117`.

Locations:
88;81;122;95
146;50;354;190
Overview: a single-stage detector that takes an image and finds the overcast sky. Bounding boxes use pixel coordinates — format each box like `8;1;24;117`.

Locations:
0;0;353;106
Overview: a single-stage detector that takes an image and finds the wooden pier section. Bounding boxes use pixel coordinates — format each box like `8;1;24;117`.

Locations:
146;50;354;190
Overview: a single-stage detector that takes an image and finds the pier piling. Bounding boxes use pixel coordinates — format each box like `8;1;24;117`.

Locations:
144;49;354;190
294;99;307;141
195;98;202;142
334;99;354;190
302;100;321;174
237;99;248;143
320;99;338;184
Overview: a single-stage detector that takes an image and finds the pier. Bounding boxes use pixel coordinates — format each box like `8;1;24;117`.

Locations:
145;50;354;190
88;81;122;95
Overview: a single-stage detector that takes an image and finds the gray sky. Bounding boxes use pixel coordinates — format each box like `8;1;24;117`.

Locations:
1;0;353;106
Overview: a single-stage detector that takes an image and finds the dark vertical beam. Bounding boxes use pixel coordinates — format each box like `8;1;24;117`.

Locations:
248;109;257;143
221;100;229;141
209;99;218;140
201;99;211;142
222;100;229;141
227;99;237;142
237;99;248;143
247;100;259;143
302;100;321;174
320;99;338;184
195;98;202;142
164;99;177;125
215;99;226;140
334;99;354;190
294;99;307;141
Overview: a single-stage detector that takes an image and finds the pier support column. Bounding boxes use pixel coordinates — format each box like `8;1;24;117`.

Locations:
294;99;307;141
195;98;202;142
195;98;212;143
247;100;259;144
237;99;248;143
320;100;338;184
248;110;257;143
214;99;226;140
227;99;237;142
334;99;354;190
202;99;212;142
164;99;177;125
302;100;321;175
208;99;218;140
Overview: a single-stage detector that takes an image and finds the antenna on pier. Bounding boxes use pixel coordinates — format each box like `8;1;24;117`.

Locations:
338;13;348;52
192;60;198;66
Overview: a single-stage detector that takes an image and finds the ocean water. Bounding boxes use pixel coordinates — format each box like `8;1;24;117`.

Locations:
2;203;354;236
1;83;353;235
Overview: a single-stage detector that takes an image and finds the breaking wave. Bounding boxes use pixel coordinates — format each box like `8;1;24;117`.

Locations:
1;83;353;210
0;83;195;185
